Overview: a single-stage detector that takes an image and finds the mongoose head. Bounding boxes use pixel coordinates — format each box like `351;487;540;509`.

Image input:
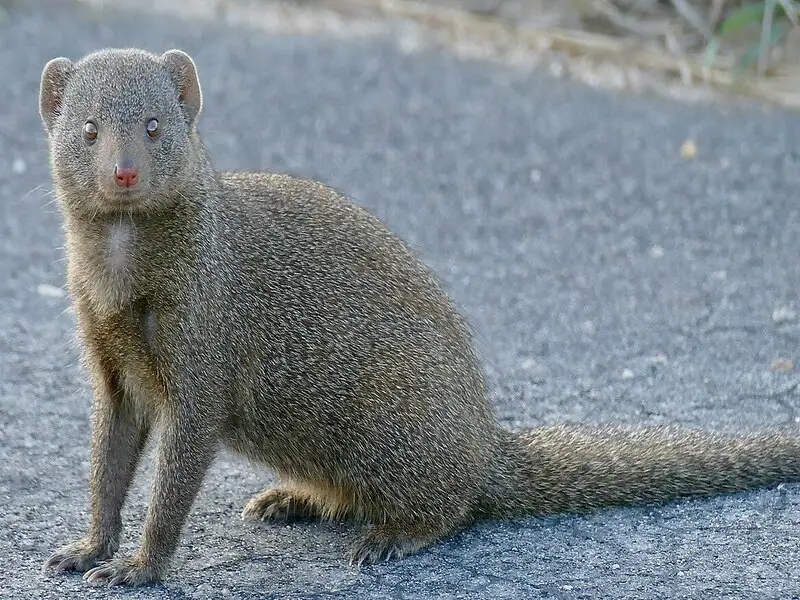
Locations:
38;48;203;216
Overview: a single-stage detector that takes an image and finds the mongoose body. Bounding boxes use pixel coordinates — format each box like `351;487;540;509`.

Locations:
38;48;800;587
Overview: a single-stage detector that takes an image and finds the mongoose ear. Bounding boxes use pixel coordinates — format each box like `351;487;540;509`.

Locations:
161;49;203;125
39;57;74;135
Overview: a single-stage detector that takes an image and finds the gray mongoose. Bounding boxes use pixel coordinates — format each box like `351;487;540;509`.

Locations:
38;47;800;587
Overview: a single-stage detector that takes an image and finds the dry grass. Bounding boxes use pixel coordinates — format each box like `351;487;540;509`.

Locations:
315;0;800;108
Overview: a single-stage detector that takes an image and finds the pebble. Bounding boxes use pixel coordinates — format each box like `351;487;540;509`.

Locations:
680;139;697;159
36;284;66;298
772;306;796;324
770;358;794;372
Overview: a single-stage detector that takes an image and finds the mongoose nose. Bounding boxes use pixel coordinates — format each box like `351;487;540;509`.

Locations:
114;166;140;188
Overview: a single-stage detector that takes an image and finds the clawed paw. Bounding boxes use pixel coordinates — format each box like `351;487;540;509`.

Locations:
83;555;161;587
347;524;434;567
242;488;316;523
42;537;114;575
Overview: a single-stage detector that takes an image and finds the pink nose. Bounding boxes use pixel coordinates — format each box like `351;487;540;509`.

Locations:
114;166;140;188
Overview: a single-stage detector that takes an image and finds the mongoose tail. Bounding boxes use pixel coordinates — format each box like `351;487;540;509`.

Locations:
481;424;800;518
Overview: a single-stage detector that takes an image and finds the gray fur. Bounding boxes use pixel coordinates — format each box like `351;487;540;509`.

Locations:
38;48;800;587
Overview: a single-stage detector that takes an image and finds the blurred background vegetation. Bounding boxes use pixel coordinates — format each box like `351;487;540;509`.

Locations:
319;0;800;107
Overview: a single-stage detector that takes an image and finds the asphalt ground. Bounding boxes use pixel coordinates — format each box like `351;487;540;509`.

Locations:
1;0;800;598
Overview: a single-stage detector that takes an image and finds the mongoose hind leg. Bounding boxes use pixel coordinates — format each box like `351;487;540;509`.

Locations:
242;488;319;524
347;521;458;566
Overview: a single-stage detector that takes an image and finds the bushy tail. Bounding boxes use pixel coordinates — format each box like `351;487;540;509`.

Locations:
479;424;800;518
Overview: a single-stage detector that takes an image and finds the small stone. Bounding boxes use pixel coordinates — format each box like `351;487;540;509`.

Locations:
611;563;620;570
770;358;794;372
680;139;697;159
650;245;665;258
12;157;26;174
549;59;565;77
36;283;66;298
579;320;596;334
621;368;634;379
562;584;573;591
772;306;796;325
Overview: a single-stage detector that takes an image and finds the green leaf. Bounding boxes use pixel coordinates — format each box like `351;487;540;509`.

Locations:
719;2;768;36
735;20;792;71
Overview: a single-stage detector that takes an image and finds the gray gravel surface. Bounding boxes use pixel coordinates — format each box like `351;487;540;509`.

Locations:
2;1;800;598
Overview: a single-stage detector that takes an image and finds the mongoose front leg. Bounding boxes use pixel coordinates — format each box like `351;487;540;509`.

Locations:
242;488;320;523
83;402;219;586
43;358;150;575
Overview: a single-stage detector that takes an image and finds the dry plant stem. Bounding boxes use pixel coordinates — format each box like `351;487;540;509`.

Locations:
708;0;725;28
320;0;800;108
669;0;714;39
759;0;776;79
593;0;672;37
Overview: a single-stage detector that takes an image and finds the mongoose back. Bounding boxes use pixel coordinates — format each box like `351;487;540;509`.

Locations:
38;48;800;587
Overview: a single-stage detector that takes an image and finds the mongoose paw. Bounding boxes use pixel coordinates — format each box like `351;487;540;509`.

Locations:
42;537;115;575
83;554;162;587
347;524;437;567
241;488;316;523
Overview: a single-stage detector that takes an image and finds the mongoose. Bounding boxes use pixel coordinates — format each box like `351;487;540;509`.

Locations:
38;47;800;587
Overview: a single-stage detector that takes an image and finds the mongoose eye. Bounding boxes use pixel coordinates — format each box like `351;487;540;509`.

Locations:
83;121;98;142
146;119;160;138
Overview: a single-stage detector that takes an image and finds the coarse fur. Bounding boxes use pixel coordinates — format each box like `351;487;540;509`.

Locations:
38;48;800;587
